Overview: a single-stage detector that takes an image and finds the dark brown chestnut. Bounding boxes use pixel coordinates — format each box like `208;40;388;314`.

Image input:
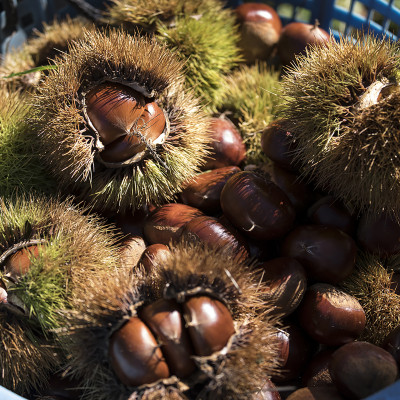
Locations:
382;325;400;366
298;284;366;346
281;225;357;284
136;101;166;141
278;21;330;66
180;166;241;213
260;257;307;317
307;196;356;236
143;203;203;245
140;299;196;378
260;120;297;172
235;3;282;63
203;117;246;170
220;171;296;241
302;349;336;387
109;317;170;386
357;211;400;256
286;386;345;400
4;245;41;280
138;244;171;273
115;206;149;238
181;215;249;261
85;82;145;146
329;341;398;400
252;378;282;400
183;296;235;357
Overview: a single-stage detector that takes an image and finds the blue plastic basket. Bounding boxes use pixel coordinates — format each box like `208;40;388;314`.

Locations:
230;0;400;40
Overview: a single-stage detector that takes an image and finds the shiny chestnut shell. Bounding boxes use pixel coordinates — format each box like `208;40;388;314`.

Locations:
183;296;235;357
4;245;40;280
109;317;169;386
329;341;398;400
298;283;366;346
203;117;246;170
281;225;357;284
180;166;240;213
220;171;296;241
138;244;171;273
140;299;196;378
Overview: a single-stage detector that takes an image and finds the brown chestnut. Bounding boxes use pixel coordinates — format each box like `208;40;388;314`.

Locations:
278;21;330;66
220;171;296;241
252;378;282;400
235;3;282;63
4;245;41;280
302;349;336;387
180;166;241;213
143;203;203;245
298;284;366;346
140;299;196;378
183;296;235;357
329;341;398;399
260;257;307;317
109;317;170;386
382;325;400;366
85;82;145;146
286;386;345;400
138;244;171;273
203;117;246;170
281;225;357;284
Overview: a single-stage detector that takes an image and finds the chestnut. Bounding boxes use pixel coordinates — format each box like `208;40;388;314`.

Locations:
140;299;196;378
260;120;297;172
281;225;357;284
235;3;282;63
85;82;145;146
260;257;307;317
180;166;241;213
181;215;249;261
115;206;149;238
138;244;171;273
302;349;336;387
143;203;203;245
203;117;246;170
286;386;345;400
329;341;398;399
108;316;170;386
183;296;235;357
252;378;282;400
357;211;400;256
277;21;330;66
298;283;366;346
382;325;400;366
220;171;296;241
4;245;41;280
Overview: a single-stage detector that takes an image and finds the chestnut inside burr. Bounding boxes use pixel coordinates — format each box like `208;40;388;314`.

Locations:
84;82;168;165
108;295;235;387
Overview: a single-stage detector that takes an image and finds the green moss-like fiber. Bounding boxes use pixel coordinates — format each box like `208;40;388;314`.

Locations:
217;62;282;165
279;33;400;217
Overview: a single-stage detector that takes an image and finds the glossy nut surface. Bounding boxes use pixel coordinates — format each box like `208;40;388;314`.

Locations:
4;245;40;280
329;341;398;400
221;171;296;241
135;101;166;142
298;284;366;346
180;166;240;213
109;317;169;386
183;296;235;357
260;257;307;317
85;82;145;145
203;118;246;170
143;203;203;245
140;299;196;378
181;215;249;261
138;244;171;273
281;225;357;284
100;134;146;162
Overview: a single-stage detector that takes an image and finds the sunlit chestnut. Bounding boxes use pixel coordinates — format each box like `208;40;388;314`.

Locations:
109;317;170;386
235;3;282;63
278;21;330;66
138;244;171;273
261;120;297;171
181;215;249;261
329;341;398;400
119;236;147;270
357;211;400;256
307;196;356;236
260;257;307;317
203;117;246;170
281;225;357;284
180;166;240;213
4;245;41;280
85;82;145;145
140;299;196;378
183;296;235;357
298;284;366;346
252;378;282;400
136;101;166;141
220;171;296;241
143;203;203;245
